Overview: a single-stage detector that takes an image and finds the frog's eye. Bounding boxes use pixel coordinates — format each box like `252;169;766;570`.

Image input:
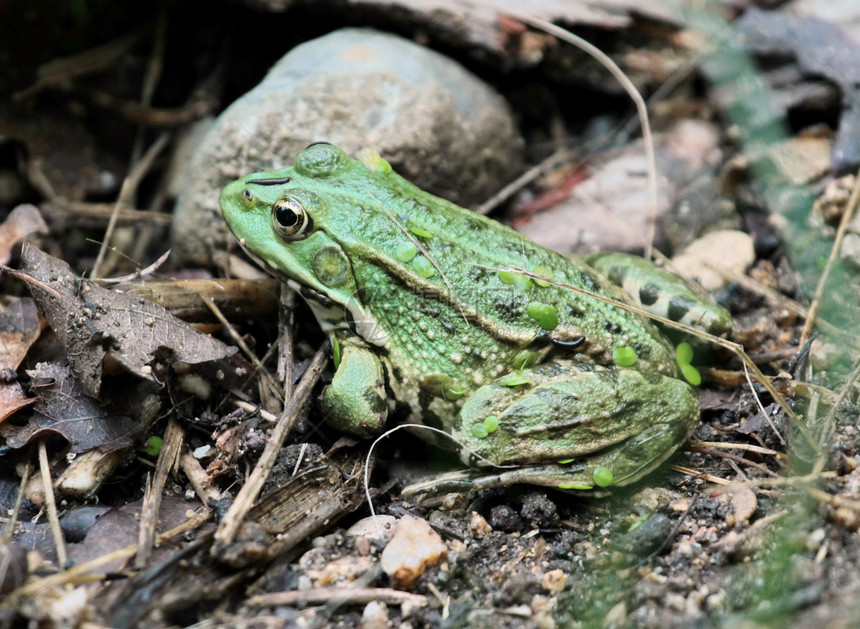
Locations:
272;198;313;240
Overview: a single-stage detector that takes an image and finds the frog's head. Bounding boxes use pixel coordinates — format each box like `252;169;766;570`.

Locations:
220;143;409;345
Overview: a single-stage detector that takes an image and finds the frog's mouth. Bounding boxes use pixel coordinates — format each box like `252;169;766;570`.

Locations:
297;284;390;347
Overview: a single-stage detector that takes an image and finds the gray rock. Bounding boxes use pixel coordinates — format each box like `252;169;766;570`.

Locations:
172;28;523;264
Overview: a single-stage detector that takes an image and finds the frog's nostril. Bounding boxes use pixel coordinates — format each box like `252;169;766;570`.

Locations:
242;189;253;202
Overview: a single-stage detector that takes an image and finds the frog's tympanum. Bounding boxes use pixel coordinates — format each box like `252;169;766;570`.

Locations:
221;143;732;492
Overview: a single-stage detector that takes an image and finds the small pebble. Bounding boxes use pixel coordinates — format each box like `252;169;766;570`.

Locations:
540;569;568;595
361;601;388;629
671;229;755;291
380;515;447;588
489;504;523;532
469;511;492;538
347;515;398;546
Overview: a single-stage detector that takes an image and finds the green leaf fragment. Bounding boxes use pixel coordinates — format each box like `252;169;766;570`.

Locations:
511;350;538;370
409;225;433;239
557;458;574;465
613;345;637;367
499;271;533;291
526;302;558;330
532;265;553;287
681;363;702;386
593;466;613;487
359;148;393;173
483;415;499;433
497;372;532;387
412;255;435;277
141;435;163;457
395;241;418;262
332;336;341;368
444;384;466;401
627;513;650;533
675;342;694;365
471;424;489;439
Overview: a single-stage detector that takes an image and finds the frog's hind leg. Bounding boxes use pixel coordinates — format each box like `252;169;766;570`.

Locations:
584;251;734;338
451;361;700;493
469;419;696;494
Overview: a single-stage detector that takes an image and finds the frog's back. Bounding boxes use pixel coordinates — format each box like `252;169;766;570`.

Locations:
308;149;679;380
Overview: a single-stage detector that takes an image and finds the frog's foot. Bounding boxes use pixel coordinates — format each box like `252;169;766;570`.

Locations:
449;360;699;493
321;341;388;437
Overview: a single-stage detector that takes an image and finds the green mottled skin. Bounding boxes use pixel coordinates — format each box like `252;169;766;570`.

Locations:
220;144;712;491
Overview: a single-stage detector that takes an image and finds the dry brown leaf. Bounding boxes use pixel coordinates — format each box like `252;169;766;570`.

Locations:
0;362;141;453
18;243;236;397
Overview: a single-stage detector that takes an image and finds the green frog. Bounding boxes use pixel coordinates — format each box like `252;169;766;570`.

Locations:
220;143;732;492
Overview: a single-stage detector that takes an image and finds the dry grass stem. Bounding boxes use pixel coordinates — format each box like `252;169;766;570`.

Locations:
38;439;67;569
499;10;660;258
799;168;860;346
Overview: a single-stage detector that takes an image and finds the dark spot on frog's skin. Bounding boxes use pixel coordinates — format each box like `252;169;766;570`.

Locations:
639;372;663;386
667;296;695;322
639;284;660;306
466;217;484;231
392;400;413;419
392;366;403;382
418;300;442;318
363;387;387;414
468;266;491;283
603;320;623;335
566;304;585;318
493;295;527;323
578;272;599;292
606;265;628;286
417;393;445;430
631;342;652;360
534;361;572;378
552;335;586;350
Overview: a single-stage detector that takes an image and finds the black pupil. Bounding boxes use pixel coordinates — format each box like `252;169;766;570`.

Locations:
276;203;299;228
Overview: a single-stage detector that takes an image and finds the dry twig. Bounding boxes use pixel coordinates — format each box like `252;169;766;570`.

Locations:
135;418;184;568
213;343;330;548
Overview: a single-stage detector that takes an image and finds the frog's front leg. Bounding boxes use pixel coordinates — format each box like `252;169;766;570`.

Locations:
451;361;699;492
321;338;388;437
